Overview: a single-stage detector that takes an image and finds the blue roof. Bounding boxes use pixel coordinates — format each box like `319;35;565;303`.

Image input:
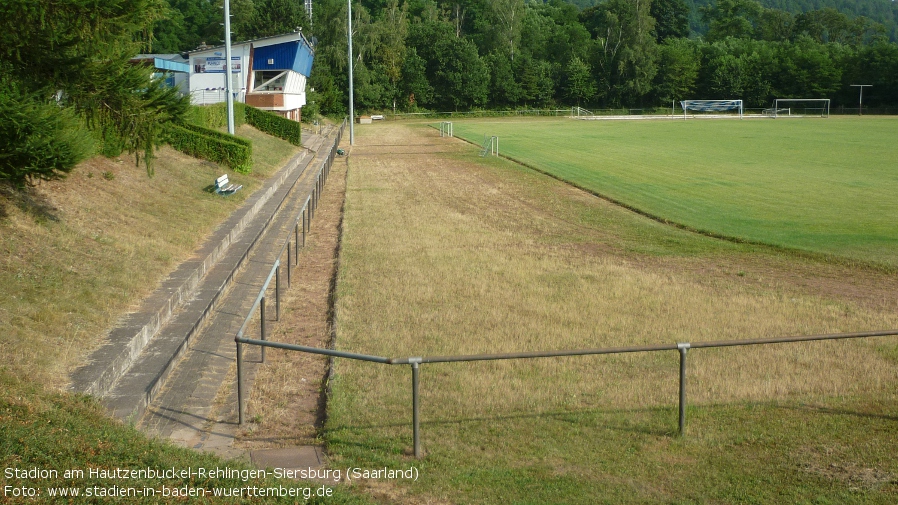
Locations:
252;41;314;77
155;57;190;73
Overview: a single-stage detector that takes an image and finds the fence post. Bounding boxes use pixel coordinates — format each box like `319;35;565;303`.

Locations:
275;266;281;321
411;358;422;458
236;339;245;425
678;343;690;436
260;297;267;363
287;246;292;288
295;224;300;261
303;207;308;237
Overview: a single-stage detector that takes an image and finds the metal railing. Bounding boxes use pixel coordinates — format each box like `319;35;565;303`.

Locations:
236;327;898;458
234;118;345;416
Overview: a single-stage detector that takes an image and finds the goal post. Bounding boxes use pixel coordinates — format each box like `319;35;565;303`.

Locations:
680;100;743;119
771;99;830;118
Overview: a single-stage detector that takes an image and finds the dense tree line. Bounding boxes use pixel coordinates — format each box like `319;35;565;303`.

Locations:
158;0;898;115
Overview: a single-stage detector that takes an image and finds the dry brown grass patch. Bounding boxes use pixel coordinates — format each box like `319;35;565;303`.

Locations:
0;127;301;389
334;121;898;425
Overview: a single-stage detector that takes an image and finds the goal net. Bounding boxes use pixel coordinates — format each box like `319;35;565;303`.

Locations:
768;99;830;118
680;100;743;119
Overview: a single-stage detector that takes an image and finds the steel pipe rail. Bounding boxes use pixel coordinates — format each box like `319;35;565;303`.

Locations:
236;328;898;455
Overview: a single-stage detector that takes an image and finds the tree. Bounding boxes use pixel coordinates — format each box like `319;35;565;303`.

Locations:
793;8;885;46
756;8;793;42
0;76;93;187
650;0;689;43
564;56;597;106
701;0;763;41
152;0;221;52
486;51;521;107
584;0;657;106
409;18;489;110
515;55;555;107
252;0;310;38
488;0;525;61
0;0;189;177
774;37;841;98
435;36;490;109
653;38;700;104
401;48;433;109
698;38;773;107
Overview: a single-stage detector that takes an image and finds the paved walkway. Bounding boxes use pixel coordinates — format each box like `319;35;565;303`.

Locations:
73;123;344;468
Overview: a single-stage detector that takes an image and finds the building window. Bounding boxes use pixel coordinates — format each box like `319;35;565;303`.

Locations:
253;71;287;91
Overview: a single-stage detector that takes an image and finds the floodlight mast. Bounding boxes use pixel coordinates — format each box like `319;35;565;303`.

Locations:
850;85;872;116
347;0;355;145
224;0;235;135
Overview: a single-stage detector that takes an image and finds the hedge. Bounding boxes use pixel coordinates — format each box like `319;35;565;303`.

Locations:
185;102;246;130
165;123;252;174
179;122;251;147
245;106;302;146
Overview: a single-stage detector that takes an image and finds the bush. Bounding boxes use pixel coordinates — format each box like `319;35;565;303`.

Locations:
164;124;252;174
246;106;302;146
0;86;94;188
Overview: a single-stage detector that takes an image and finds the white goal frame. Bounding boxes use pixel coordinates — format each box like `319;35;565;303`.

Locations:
680;100;743;119
771;99;830;118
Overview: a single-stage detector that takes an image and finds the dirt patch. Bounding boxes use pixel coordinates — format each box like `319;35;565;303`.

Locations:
795;445;897;491
237;149;348;449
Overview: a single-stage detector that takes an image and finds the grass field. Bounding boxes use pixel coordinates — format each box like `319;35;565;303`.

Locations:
329;121;898;504
449;117;898;269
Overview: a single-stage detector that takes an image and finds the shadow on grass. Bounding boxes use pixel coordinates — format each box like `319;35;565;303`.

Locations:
0;182;60;222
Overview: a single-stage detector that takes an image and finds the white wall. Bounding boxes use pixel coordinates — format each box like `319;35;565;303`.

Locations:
188;45;250;106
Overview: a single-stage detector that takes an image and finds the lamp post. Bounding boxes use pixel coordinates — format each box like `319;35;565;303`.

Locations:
224;0;235;134
850;84;871;116
347;0;355;145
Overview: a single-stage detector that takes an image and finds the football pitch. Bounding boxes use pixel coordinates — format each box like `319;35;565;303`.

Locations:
331;121;898;504
450;116;898;269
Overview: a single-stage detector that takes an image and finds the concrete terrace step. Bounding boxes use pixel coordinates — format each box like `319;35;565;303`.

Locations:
99;126;339;425
70;128;333;420
138;147;335;450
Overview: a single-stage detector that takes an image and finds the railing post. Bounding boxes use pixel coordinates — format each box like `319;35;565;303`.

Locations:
678;343;690;436
294;224;300;261
275;265;281;321
287;246;292;288
304;206;309;236
236;339;245;425
260;297;267;363
411;358;422;458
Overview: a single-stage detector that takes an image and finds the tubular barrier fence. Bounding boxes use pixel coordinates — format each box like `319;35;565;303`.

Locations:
236;325;898;459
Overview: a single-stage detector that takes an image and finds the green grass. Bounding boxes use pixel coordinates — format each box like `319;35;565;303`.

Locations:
329;121;898;504
328;388;898;504
450;117;898;269
0;371;370;504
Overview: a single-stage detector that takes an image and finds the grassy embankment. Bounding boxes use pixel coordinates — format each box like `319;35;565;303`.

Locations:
328;120;898;504
0;126;370;503
451;116;898;269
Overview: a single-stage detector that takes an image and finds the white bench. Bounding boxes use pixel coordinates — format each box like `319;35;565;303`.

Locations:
214;174;242;195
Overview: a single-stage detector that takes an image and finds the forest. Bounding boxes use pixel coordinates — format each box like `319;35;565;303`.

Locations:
152;0;898;115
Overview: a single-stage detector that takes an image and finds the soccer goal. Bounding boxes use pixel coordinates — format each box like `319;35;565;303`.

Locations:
572;106;596;118
769;99;830;118
680;100;743;119
480;136;498;157
440;121;453;137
